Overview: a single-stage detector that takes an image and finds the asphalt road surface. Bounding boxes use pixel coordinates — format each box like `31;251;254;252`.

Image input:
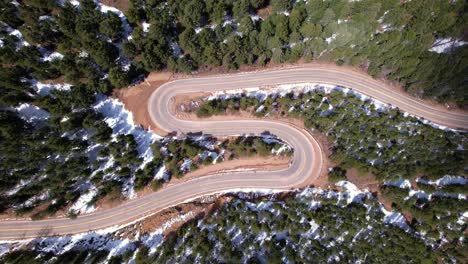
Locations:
0;66;466;240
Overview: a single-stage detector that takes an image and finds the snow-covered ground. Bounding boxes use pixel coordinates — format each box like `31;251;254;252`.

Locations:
41;51;64;62
428;175;467;186
384;178;411;189
429;38;467;53
69;185;98;214
15;103;50;122
32;81;71;96
97;1;133;40
94;95;162;167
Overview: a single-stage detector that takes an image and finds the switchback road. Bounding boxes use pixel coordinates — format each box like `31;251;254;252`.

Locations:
0;66;466;240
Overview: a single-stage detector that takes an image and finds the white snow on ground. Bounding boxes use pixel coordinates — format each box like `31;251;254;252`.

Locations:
335;181;368;204
457;212;467;225
249;15;261;21
410;175;467;201
32;81;71;96
94;95;162;166
408;190;430;200
200;151;219;162
1;184;441;258
255;105;265;113
381;207;410;231
61;0;80;6
417;175;467;187
7;29;30;48
0;212;194;259
297;182;371;207
154;166;168;180
20;192;49;208
93;96;164;198
325;34;337;44
5;179;33;196
69;186;98;214
429;38;467;53
15;103;50;122
41;51;64;62
142;21;151;33
261;134;291;154
272;144;289;155
170;41;183;57
434;175;467;186
0;244;12;258
180;158;193;171
94;1;132;39
142;211;195;255
384;178;411;189
39;15;52;21
189;134;218;150
208;83;387;111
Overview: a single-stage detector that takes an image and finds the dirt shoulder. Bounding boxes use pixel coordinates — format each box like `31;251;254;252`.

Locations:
135;155;293;198
114;71;173;136
171;155;291;184
99;0;129;12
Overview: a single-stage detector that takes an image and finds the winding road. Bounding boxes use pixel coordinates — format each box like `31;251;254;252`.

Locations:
0;66;466;240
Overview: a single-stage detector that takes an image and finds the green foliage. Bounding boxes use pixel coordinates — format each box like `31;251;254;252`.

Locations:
4;0;465;105
271;0;292;12
100;12;123;41
328;167;347;182
108;67;130;88
0;3;465;261
148;193;438;263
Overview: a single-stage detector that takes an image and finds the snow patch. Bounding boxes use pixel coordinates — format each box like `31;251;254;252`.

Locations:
142;21;151;33
69;185;98;214
42;51;64;62
33;81;71;96
381;208;410;231
15;103;50;122
429;38;467;53
335;181;368;204
180;158;193;171
97;2;132;39
93;95;162;168
384;178;411;189
142;211;195;254
435;175;467;186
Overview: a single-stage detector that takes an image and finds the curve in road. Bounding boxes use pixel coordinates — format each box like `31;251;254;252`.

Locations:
0;66;466;240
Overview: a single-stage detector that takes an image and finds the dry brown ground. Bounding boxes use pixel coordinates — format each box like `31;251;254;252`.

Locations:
0;201;65;221
99;0;129;12
346;168;380;193
134;155;292;198
345;168;392;211
117;194;232;239
257;5;273;19
114;71;173;136
172;155;291;182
